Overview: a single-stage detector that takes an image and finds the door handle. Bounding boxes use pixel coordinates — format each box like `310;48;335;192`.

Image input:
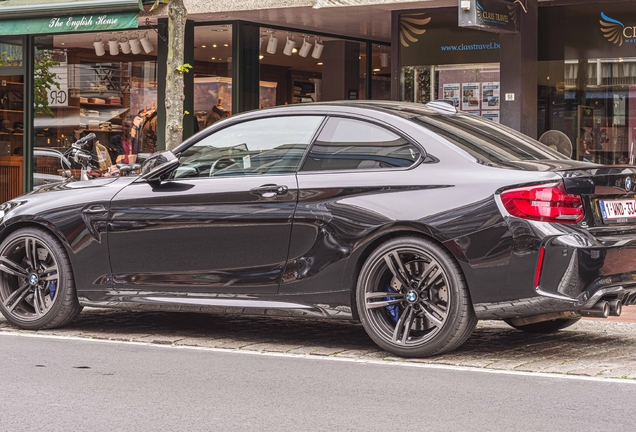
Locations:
250;184;288;198
82;204;107;215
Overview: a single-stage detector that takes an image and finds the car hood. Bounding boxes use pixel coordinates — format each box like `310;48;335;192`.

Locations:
27;177;124;195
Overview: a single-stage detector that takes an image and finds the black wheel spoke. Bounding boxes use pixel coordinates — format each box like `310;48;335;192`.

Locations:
384;251;411;288
419;265;443;291
392;305;412;343
3;283;30;312
25;238;39;270
420;304;444;328
0;257;28;278
422;299;447;320
366;298;404;309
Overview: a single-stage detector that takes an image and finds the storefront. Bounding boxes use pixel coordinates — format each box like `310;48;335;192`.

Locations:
0;0;148;202
0;0;391;202
394;0;636;165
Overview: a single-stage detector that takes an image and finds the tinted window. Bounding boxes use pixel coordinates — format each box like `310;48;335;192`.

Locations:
174;116;324;178
415;114;564;163
300;117;420;172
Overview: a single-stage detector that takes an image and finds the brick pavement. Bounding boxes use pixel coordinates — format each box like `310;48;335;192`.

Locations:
2;307;636;380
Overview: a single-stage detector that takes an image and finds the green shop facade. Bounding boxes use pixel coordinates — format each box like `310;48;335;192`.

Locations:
0;0;390;202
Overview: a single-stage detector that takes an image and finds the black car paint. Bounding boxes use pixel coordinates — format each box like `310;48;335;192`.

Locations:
2;103;636;321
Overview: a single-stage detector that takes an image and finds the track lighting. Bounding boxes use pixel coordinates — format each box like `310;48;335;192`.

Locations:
299;37;312;58
108;34;119;55
129;34;141;55
266;32;278;54
380;52;389;68
312;37;324;59
140;32;154;54
93;34;105;56
119;35;131;54
283;34;296;56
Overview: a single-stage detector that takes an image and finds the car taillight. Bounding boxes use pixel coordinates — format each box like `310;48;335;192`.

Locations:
500;182;584;224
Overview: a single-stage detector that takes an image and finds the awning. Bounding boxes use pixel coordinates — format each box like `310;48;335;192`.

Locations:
0;0;142;35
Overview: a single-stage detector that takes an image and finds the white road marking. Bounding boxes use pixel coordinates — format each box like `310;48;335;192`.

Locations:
1;330;634;385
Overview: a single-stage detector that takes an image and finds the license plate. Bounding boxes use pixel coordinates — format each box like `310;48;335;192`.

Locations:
599;199;636;222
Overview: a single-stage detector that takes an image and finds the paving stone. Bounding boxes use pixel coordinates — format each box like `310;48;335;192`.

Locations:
566;368;605;377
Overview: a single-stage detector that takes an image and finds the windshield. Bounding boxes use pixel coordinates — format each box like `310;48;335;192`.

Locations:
415;114;565;164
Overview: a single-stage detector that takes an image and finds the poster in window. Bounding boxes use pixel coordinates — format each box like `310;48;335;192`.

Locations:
461;82;481;111
442;83;460;108
482;111;500;123
481;82;500;110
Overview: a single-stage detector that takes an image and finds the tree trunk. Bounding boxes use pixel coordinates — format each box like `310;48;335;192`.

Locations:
165;0;187;151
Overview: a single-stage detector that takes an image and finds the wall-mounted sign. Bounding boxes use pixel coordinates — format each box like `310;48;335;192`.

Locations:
539;4;636;61
0;12;138;36
399;10;500;67
458;0;519;34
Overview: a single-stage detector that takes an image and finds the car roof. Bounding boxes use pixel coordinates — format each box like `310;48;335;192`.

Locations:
254;100;448;119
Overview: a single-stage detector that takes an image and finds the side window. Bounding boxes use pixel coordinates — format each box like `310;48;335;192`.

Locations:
173;115;324;179
300;117;420;172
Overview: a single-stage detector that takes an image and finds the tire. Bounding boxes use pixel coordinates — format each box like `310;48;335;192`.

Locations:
356;236;477;358
0;227;82;330
504;317;581;333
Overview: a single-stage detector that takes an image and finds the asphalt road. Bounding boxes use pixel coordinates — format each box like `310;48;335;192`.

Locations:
1;334;635;432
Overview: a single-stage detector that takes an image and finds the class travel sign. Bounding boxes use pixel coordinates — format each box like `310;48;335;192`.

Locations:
458;0;519;34
600;12;636;46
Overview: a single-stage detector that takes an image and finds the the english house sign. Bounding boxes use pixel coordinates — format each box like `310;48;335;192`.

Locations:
0;12;139;36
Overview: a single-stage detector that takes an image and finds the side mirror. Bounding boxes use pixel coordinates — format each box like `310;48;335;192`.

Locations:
139;151;180;183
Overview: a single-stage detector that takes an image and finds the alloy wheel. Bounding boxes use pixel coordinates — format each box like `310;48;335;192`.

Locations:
362;247;450;347
0;236;60;321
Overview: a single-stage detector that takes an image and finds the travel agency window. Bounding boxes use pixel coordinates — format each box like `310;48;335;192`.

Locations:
398;10;501;122
258;27;370;105
193;24;232;131
538;2;636;165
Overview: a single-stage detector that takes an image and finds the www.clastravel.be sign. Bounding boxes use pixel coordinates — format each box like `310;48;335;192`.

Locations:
0;12;138;36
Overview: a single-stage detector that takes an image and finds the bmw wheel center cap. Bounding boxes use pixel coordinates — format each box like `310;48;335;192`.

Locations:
28;274;39;285
406;291;418;303
626;177;632;192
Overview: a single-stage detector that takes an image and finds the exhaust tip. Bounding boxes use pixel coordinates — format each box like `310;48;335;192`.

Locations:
609;299;623;317
580;300;610;318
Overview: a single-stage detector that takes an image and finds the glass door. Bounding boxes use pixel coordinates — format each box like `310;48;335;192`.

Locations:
0;36;24;202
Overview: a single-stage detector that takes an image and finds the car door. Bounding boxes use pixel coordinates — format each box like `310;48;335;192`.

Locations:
282;116;422;295
107;115;325;295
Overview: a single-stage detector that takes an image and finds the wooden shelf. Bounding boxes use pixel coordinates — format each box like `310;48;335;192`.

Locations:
0;109;23;113
0;132;44;137
80;103;123;108
84;130;122;133
0;81;23;86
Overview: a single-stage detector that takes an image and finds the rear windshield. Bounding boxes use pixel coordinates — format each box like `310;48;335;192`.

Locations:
415;114;564;163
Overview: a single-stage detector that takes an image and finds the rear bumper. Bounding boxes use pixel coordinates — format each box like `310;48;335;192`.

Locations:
474;230;636;320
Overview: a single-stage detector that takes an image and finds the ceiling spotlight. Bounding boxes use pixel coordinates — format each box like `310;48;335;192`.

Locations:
259;55;264;60
380;47;389;68
266;33;278;54
211;57;216;60
317;62;323;65
140;32;154;54
373;68;381;72
129;34;141;55
312;38;324;59
108;34;119;55
213;44;217;48
119;35;131;54
201;45;207;48
299;37;312;58
93;34;105;56
283;35;296;56
224;44;228;47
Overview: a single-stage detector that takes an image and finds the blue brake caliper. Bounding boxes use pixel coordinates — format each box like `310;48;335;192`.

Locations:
49;271;57;300
384;285;400;324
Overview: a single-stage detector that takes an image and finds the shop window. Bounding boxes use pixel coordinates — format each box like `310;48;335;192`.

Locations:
539;58;636;165
259;28;370;106
301;117;419;172
175;115;324;178
193;24;232;132
0;37;24;202
32;31;159;185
